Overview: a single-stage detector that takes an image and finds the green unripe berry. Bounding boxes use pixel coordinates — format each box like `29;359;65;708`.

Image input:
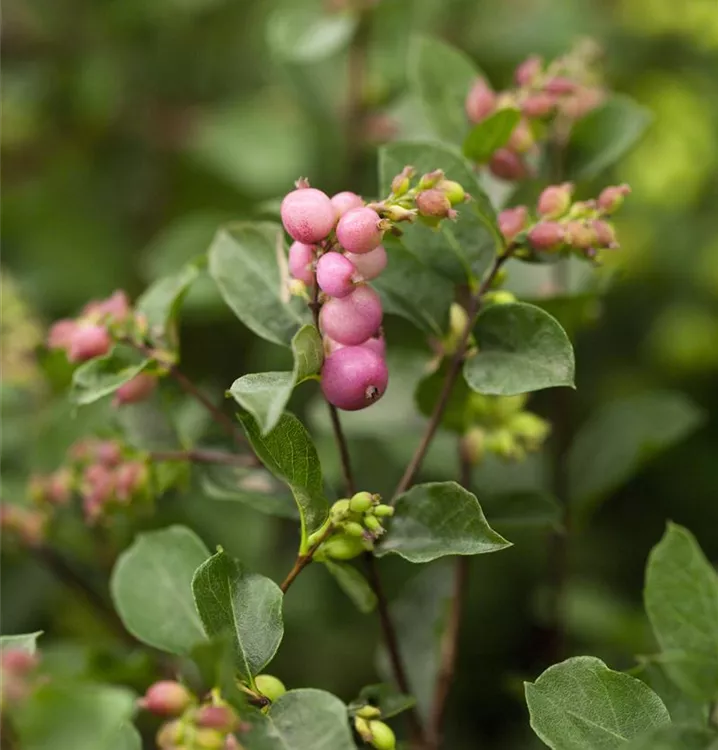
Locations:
373;504;394;518
364;515;383;534
356;705;382;719
369;721;396;750
354;716;372;742
255;674;286;702
418;169;444;189
484;290;516;306
343;521;365;537
195;728;225;750
349;491;374;513
330;499;351;522
156;720;184;749
437;179;466;206
321;534;366;560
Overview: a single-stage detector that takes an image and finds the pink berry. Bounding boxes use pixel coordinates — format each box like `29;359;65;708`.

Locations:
528;222;565;250
47;319;77;351
465;78;496;124
416;189;452;218
345;245;387;281
565;220;596;250
68;324;111;362
336;207;383;255
83;290;131;322
537;183;573;218
488;149;528;181
324;333;386;359
288;242;316;284
140;681;193;716
113;373;157;407
196;705;238;731
321;346;388;411
544;76;577;95
520;92;556;118
95;440;122;466
330;191;364;218
597;184;631;214
560;87;604;120
319;285;383;346
592;219;616;247
515;55;542;86
280;188;336;244
498;206;528;242
507;119;534;153
316;252;356;298
115;461;146;501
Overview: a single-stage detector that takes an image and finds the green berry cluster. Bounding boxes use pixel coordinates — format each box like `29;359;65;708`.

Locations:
353;705;396;750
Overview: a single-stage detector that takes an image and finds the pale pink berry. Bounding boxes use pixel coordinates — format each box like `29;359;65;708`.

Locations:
316;252;356;298
498;206;528;242
560;87;604;120
465;78;496;124
288;242;315;284
83;290;131;322
115;461;146;501
113;373;157;407
48;469;73;505
488;149;528;181
336;207;383;255
319;285;383;346
345;245;387;281
537;183;573;218
520;92;556;118
544;76;577;95
196;705;238;731
507;119;534;153
515;55;542;86
68;324;111;362
592;219;617;247
528;222;565;250
324;332;386;359
47;319;77;351
139;681;193;716
330;191;364;218
565;220;596;250
95;440;122;466
280;188;336;244
597;184;631;214
321;346;388;411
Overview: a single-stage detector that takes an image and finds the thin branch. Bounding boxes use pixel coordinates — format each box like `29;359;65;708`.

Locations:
345;8;371;176
279;524;335;593
149;449;254;467
392;248;514;502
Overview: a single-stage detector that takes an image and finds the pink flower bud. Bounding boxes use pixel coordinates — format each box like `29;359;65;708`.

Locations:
316;252;356;298
520;92;556;118
345;245;387;281
544;76;577;95
498;206;528;242
465;78;497;124
68;324;111;362
319;285;383;346
321;346;388;411
288;242;316;284
559;87;604;120
83;290;131;323
391;166;414;196
140;681;193;716
280;187;336;244
113;373;157;407
507;119;535;153
592;219;617;248
115;461;147;502
488;149;528;181
330;191;364;218
48;469;73;505
83;463;115;503
565;220;597;250
537;183;573;218
196;705;238;731
416;189;452;218
515;55;542;86
1;649;39;675
95;440;122;466
47;319;77;351
597;184;631;214
336;207;383;254
528;221;565;250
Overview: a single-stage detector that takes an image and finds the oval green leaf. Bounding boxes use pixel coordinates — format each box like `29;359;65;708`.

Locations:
0;631;43;654
70;345;152;406
463;108;521;163
323;560;377;614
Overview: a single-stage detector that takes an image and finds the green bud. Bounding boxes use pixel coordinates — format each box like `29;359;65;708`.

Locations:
437;179;466;206
373;504;394;518
390;166;414;196
485;428;518;460
418;169;444;189
369;720;396;750
349;491;374;513
330;499;351;522
356;705;382;719
354;716;373;742
321;534;366;561
490;394;527;420
343;521;365;537
484;290;516;305
156;720;183;749
461;427;485;465
509;412;550;447
195;728;225;750
364;515;383;534
255;674;286;702
382;204;416;223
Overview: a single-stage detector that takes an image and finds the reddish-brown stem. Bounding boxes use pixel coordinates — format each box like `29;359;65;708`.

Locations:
280;524;335;593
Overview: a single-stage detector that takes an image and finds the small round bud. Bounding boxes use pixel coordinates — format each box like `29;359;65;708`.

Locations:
95;440;122;466
355;716;373;742
488;149;528;181
195;728;225;750
156;719;184;749
331;191;364;218
544;76;577;95
391;166;414;196
592;219;616;248
514;55;542;86
349;491;374;513
498;206;528;242
381;204;416;223
321;533;367;560
47;469;73;505
465;78;496;124
345;245;387;281
418;170;444;190
527;221;565;251
343;521;365;537
255;674;287;702
288;242;316;284
597;184;631;214
565;220;596;250
288;279;307;298
507;119;534;153
336;207;383;254
321;345;388;411
113;373;157;407
196;705;238;732
1;649;38;674
560;87;604;120
537;183;573;219
330;498;351;521
140;681;193;716
484;290;517;305
485;428;518;460
281;187;336;244
369;720;396;750
437;179;466;206
47;319;77;351
364;515;383;534
115;461;147;502
319;285;383;346
68;324;112;363
509;412;550;447
83;290;131;323
520;93;556;118
462;427;485;465
373;504;394;518
316;253;356;298
416;189;452;219
356;705;382;719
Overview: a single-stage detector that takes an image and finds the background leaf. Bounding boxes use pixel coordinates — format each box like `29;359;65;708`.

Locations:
208;222;308;347
323;560;377;614
463;303;575;396
463;109;521;163
525;656;670;750
415;360;474;433
376;481;511;563
568;391;703;515
480;491;561;531
110;525;209;655
70;346;151;406
636;660;709;725
229;324;323;435
0;631;43;653
192;549;283;684
237;411;329;546
625;725;718;750
349;683;417;720
644;523;718;701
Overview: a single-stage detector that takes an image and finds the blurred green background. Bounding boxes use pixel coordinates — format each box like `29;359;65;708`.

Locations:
3;0;718;747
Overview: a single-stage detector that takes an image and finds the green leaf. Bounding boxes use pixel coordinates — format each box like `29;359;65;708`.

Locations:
463;303;575;396
373;235;453;336
567;95;653;181
70;345;151;406
463;108;521;163
480;491;561;530
349;684;417;720
409;35;481;145
625;725;718;750
376;481;511;563
229;325;323;435
568;391;703;514
110;526;209;655
323;560;377;614
0;631;42;653
136;260;202;349
525;656;670;750
190;636;248;713
636;660;708;725
379;141;502;284
15;682;137;750
192;549;283;685
208;222;308;347
113;723;142;750
645;523;718;701
237;411;329;548
415;360;473;433
244;689;355;750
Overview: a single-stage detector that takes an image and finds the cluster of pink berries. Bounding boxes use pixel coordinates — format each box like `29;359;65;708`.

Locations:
465;42;605;180
498;182;630;260
1;648;40;711
0;505;46;547
47;290;158;407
